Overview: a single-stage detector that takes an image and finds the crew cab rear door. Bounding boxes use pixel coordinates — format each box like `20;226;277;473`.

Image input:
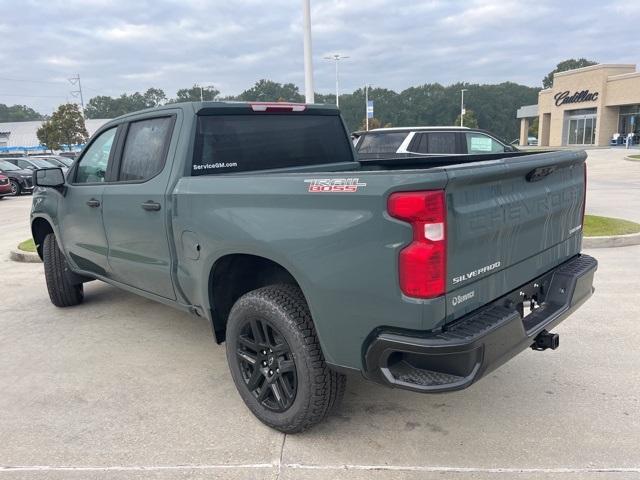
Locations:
101;113;178;300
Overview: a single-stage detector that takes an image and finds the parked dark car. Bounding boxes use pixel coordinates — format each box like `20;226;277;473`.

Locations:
4;157;58;172
0;173;12;198
0;160;35;196
354;126;517;160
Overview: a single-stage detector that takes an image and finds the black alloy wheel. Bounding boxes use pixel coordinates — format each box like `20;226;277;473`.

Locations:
236;318;297;412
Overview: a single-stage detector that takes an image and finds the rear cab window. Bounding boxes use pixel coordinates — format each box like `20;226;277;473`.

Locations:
192;114;353;175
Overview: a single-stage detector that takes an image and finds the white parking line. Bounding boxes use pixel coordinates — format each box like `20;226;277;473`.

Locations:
0;464;273;472
286;464;640;473
2;464;640;474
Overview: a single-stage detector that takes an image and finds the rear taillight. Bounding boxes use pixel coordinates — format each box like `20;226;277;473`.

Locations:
388;190;446;299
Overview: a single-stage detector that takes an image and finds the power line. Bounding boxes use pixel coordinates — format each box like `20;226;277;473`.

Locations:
0;93;68;98
0;76;66;85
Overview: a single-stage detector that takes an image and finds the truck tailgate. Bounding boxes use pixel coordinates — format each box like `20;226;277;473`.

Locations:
444;150;586;321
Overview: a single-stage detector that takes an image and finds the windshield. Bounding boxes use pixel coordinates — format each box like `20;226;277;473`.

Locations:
56;157;73;167
0;160;21;171
31;159;57;168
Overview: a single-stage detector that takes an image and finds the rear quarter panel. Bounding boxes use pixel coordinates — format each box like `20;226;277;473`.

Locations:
171;169;448;370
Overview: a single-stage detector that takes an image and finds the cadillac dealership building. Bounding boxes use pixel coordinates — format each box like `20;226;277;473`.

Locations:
517;64;640;147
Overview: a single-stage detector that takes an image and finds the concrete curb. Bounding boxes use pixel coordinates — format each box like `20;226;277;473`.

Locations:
583;231;640;248
9;249;42;263
624;155;640;162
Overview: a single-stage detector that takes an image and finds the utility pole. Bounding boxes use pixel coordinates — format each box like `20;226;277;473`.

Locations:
199;85;203;102
324;54;349;108
302;0;315;104
69;74;84;112
460;88;468;127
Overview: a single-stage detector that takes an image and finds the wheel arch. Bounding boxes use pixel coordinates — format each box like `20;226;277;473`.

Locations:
31;216;55;260
207;253;307;344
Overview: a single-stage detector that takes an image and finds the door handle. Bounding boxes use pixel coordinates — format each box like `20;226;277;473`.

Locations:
86;198;101;208
141;200;161;212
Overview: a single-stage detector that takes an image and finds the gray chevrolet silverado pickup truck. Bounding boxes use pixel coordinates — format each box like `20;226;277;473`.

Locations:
30;101;597;432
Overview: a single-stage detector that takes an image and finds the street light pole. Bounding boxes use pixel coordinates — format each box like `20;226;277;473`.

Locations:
324;54;349;108
460;88;468;127
365;84;371;131
302;0;315;104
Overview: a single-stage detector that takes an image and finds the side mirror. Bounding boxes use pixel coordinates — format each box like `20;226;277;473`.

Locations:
504;145;517;152
34;168;65;188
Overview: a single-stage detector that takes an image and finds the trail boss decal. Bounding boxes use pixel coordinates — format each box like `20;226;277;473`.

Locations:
305;178;367;193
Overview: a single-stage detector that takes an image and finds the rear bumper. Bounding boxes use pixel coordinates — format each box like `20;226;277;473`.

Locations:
363;254;597;393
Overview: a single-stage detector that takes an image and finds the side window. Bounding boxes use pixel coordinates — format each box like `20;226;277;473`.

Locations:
410;132;458;154
357;132;407;154
466;133;506;154
409;133;429;153
118;117;173;182
18;160;32;170
75;127;117;183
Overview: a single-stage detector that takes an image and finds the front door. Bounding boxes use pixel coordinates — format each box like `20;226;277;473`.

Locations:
102;115;177;299
59;126;118;276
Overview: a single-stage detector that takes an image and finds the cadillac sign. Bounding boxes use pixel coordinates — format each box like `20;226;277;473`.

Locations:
554;89;599;107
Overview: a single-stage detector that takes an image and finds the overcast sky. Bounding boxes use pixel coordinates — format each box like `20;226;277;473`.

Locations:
0;0;638;113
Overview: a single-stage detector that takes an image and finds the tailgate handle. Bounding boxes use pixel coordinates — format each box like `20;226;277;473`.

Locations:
526;165;557;182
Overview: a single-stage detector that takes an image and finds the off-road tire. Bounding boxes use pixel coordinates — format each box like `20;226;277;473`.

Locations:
43;233;84;307
226;284;346;433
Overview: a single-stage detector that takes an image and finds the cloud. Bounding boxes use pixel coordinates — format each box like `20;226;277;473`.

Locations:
0;0;637;114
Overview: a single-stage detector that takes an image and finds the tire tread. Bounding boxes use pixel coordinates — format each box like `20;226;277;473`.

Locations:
43;233;83;307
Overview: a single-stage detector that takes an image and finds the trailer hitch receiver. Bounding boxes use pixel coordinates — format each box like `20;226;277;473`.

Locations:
531;330;559;351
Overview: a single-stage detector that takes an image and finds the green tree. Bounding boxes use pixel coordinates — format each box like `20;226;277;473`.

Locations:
454;109;479;128
85;87;167;118
37;103;88;150
143;87;167;107
358;117;392;130
174;85;220;102
542;58;597;89
235;80;303;102
36;119;55;151
0;104;43;122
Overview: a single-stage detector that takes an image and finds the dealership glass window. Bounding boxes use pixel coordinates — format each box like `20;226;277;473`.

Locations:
565;109;597;145
618;104;639;138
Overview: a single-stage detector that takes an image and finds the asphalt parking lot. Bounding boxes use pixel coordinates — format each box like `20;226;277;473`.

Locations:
0;149;639;479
